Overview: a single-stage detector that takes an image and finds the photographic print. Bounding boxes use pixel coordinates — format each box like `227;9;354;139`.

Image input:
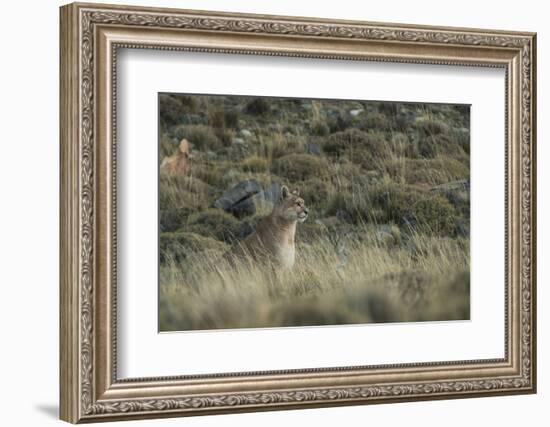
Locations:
158;93;471;332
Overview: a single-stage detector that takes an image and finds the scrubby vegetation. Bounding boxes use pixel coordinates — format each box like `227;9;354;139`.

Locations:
158;93;470;331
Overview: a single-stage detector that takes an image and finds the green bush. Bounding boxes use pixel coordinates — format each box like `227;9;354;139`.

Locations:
369;181;456;235
327;113;353;133
377;102;400;116
385;157;469;186
323;129;388;170
417;133;466;159
159;133;175;159
186;208;244;243
298;178;333;208
159;94;197;128
207;107;240;130
207;107;226;129
245;98;270;115
325;189;371;224
224;110;240;128
159;175;211;211
173;124;222;151
271;153;331;181
362;112;391;131
188;161;227;189
449;127;470;154
311;121;330;136
407;194;457;236
241;155;269;173
159;231;228;263
416;118;449;136
160;207;193;232
326;180;457;236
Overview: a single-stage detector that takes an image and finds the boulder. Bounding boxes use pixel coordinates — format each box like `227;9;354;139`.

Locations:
214;181;282;218
214;180;262;212
431;179;470;193
231;182;281;217
306;142;322;156
232;137;246;145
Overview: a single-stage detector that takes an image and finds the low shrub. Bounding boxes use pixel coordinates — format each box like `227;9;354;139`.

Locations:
186;208;242;242
271;153;331;181
327;112;353;133
159;94;197;128
159;231;228;263
326;180;457;236
310;120;330;136
257;132;310;160
188;161;227;189
377;102;400;116
362;112;391;131
159;133;176;159
298;177;334;209
245;98;270;115
415;117;449;136
241;155;269;173
323;129;389;170
173;124;222;151
159;174;211;211
417;133;466;159
160;207;193;233
405;194;457;236
385;157;469;186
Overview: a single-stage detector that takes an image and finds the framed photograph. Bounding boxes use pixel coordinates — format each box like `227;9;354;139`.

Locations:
60;2;537;423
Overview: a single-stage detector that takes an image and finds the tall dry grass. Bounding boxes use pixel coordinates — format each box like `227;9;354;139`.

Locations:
159;225;469;331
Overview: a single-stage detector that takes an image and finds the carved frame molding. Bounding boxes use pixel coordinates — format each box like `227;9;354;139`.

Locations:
60;2;536;423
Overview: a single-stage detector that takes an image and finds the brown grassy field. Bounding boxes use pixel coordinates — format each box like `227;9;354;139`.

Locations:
158;94;470;331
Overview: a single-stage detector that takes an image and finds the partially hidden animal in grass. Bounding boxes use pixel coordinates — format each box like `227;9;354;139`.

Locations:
160;138;190;175
225;185;309;269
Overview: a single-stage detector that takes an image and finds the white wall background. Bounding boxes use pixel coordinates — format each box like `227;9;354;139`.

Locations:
0;0;545;426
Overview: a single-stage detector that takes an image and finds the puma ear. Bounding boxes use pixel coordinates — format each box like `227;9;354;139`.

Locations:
291;189;300;197
179;138;189;153
281;185;290;199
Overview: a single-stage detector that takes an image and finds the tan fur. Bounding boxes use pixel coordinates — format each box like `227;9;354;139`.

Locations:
160;138;190;175
226;186;309;269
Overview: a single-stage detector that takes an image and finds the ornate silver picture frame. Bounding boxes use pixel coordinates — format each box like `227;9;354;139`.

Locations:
60;2;536;423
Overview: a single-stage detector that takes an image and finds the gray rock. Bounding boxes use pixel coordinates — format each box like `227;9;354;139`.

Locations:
232;183;282;216
214;181;282;218
240;129;253;138
349;109;364;117
205;150;217;160
456;219;470;237
431;179;470;193
231;192;273;217
263;183;282;204
306;142;322;156
214;180;262;212
232;137;246;145
375;224;401;246
232;193;264;217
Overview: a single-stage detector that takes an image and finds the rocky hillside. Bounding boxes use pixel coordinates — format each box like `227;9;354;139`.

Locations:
159;93;470;263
